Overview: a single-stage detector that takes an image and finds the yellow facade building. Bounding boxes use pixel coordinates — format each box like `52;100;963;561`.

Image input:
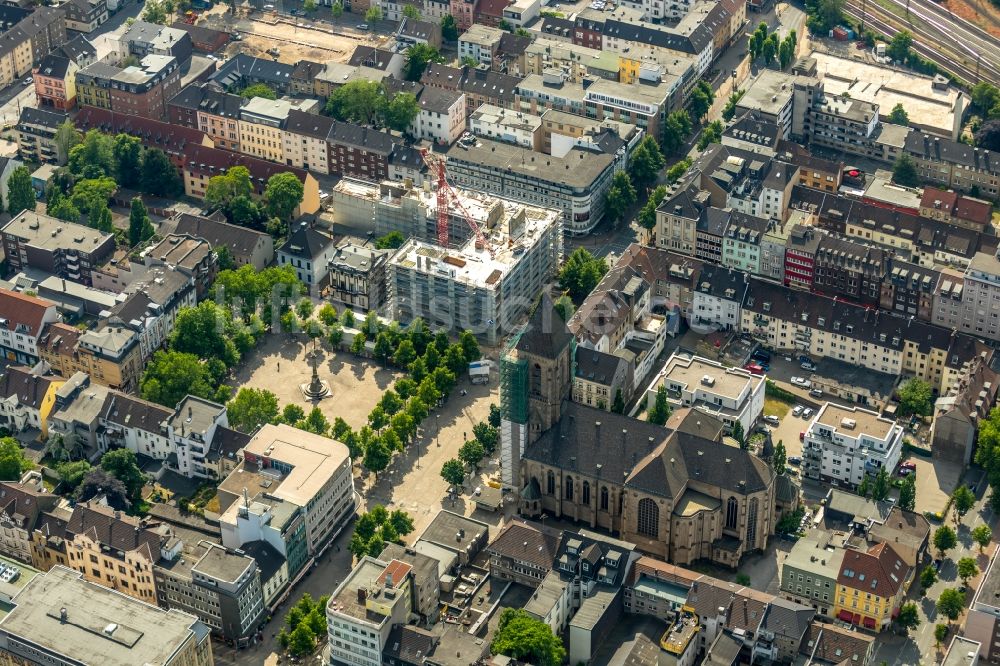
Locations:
833;542;910;631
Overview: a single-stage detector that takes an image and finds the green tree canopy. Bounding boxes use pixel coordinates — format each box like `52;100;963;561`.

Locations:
227;388;280;433
936;588;965;623
440;458;465;486
385;92;421;132
893;153;920;187
100;448;146;503
440;14;458;41
772;440;786;475
628;135;665;188
490;609;566;666
403;44;443;81
113;133;143;188
128;197;154;247
604;170;637;223
934;623;949;648
648;385;672;425
140;147;183;197
953;485;976;521
171;301;241;367
972;524;993;552
265;172;304;220
898;378;933;417
558;248;608;303
899;472;916;511
688;81;714;122
0;438;31;481
6;166;35;217
933;525;957;558
240;83;277;100
326;79;386;125
958;557;979;585
638;184;667;230
888;103;909;125
55;460;91;492
68;130;115;178
458;439;486;470
375;231;406;249
896;602;920;632
140;350;230;407
920;565;937;591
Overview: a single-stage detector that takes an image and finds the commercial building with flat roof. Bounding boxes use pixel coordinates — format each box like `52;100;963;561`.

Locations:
0;565;213;666
388;193;562;346
2;211;115;286
223;423;354;556
643;352;764;436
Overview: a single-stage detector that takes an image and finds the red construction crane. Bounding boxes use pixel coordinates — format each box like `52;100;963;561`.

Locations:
420;149;493;257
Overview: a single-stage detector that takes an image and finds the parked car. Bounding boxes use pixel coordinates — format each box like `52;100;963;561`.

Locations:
763;414;780;426
798;354;812;364
900;461;916;470
799;431;805;441
792;405;804;417
790;376;811;388
801;361;816;371
809;388;823;398
357;22;368;29
788;456;801;465
898;467;914;477
744;362;765;375
753;349;772;363
801;408;814;419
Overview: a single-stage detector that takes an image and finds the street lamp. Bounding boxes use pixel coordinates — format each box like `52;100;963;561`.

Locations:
436;414;440;448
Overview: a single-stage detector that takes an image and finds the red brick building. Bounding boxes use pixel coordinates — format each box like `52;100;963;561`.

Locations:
75;107;211;168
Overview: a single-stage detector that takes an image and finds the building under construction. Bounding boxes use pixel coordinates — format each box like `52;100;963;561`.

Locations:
387;198;562;347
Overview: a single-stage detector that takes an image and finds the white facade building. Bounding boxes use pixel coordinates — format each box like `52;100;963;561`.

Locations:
411;88;466;145
802;403;904;487
643;353;765;436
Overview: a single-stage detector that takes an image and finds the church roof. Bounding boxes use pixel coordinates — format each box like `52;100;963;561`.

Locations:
514;295;573;360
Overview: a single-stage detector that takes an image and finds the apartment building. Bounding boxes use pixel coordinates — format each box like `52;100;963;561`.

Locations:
277;223;335;296
283;109;333;175
167;81;245;152
644;353;764;436
812;235;889;307
802;403;904;488
486;518;562;588
145;233;218;299
0;366;63;439
573;348;632;411
30;502;171;604
238;97;319;163
0;6;66;90
76;54;181;120
780;531;845;618
63;0;107;32
468;103;542;150
154;541;265;642
458;23;504;65
0;289;59;365
880;260;939;322
219;494;309;587
388;197;562;346
119;20;191;64
74;106;212;168
421;63;520;117
0;566;213;666
16;106;67;164
183;144;319;215
412;86;466;145
904;131;1000;200
834;541;911;630
39;321;141;392
692;263;747;331
219;424;355;555
327;557;414;666
171;213;274;271
919;186;992;231
325;242;389;312
33;54;77;111
2;212;115;286
0;481;60;565
210;54;295;96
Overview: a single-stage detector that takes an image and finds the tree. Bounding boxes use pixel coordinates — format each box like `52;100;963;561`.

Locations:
265;172;304;220
778;35;794;69
896;602;920;632
127;197;154;247
937;588;966;624
111;134;143;188
101;448;146;503
773;441;786;475
472;422;499;454
76;467;130;510
934;623;949;649
441;14;458;41
441;458;465;486
459;330;480;363
404;44;443;82
688;81;714;122
47;196;81;223
972;524;993;553
140;350;230;407
55;460;91;492
402;3;420;18
934;525;958;558
972;82;1000;115
899;472;916;511
459;439;486;470
326;79;386;125
298;407;330;436
317;303;338;327
142;0;169;22
365;5;382;24
171;301;240;367
385;92;421;131
921;565;938;591
55;120;81;164
363;437;391;478
71;177;116;217
761;34;776;65
648;385;671;425
661;110;692;154
628;135;665;188
805;0;845;33
44;433;85;463
239;83;277;100
604;171;636;224
89;203;113;234
731;421;746;450
0;438;30;481
68;130;114;178
666;158;692;184
888;30;913;62
553;294;574;322
953;485;976;521
888;103;909;125
898;378;933;417
331;0;343;16
871;467;891;502
958;557;979;586
140;147;182;197
287;623;315;656
611;388;625;414
697;120;723;151
227;388;279;433
282;404;306;425
892;153;920;187
6;166;34;216
638;185;667;230
489;403;502;428
977;408;1000;511
559;248;608;303
375;231;406;249
490;608;566;666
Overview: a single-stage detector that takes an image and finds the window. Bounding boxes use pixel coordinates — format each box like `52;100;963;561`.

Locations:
637;498;659;538
565;475;574;501
746;497;759;545
600;486;609;511
582;481;590;506
546;471;555;495
726;497;739;530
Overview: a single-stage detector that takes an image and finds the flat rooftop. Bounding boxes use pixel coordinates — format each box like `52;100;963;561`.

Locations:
0;555;39;608
738;69;800;116
813;403;897;441
943;636;982;666
783;532;845;581
0;566;205;666
2;212;111;251
419;510;488;552
659;354;761;402
329;557;410;625
810;50;963;138
470;103;542;133
446;136;616;189
673;488;721;517
191;544;254;584
241;423;351;507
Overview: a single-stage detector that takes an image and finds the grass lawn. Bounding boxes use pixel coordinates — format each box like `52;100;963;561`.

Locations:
764;398;790;418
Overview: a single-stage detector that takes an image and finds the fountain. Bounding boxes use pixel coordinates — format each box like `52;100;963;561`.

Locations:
299;347;330;400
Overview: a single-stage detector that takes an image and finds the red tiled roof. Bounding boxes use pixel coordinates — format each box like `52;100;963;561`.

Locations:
0;289;55;337
955;196;992;225
920;186;959;211
39;322;81;356
837;540;909;598
185;144;309;186
75;107;209;160
477;0;511;17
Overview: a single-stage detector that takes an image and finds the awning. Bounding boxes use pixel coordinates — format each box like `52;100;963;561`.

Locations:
863;616;877;629
838;609;854;622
